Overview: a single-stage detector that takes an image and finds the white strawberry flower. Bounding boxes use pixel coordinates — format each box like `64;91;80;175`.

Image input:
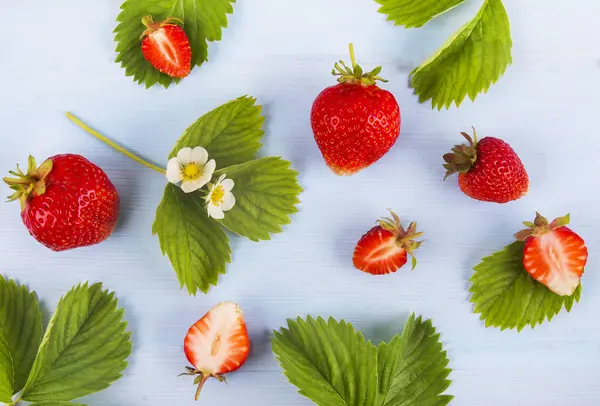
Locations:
166;147;216;193
206;174;235;219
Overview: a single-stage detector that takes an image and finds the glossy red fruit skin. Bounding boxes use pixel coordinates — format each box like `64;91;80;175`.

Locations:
458;137;528;203
311;82;401;175
141;24;192;79
21;154;119;251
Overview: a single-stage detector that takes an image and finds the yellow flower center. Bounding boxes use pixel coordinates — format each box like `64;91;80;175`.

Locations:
182;163;202;181
210;185;225;205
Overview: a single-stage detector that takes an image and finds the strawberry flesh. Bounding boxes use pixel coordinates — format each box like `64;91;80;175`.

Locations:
141;22;191;78
353;227;408;275
523;227;588;296
183;302;250;400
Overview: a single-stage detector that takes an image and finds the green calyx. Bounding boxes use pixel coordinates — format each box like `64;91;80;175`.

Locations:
514;212;570;241
378;210;424;270
140;16;184;40
332;43;388;86
443;127;479;180
3;156;53;211
179;366;226;401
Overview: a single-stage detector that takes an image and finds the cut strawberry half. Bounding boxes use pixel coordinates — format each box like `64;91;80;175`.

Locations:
182;302;250;400
515;213;588;296
352;211;423;275
140;16;192;78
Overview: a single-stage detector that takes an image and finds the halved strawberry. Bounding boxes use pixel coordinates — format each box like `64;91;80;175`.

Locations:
140;16;192;78
181;302;250;400
515;213;588;296
352;211;423;275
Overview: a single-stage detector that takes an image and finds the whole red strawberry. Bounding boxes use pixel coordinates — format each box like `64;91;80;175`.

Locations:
311;44;401;175
141;16;192;79
515;213;588;296
353;211;423;275
443;128;529;203
3;154;119;251
182;302;250;400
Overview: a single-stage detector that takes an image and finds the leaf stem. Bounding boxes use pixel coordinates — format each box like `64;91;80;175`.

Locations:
65;112;166;174
8;398;21;406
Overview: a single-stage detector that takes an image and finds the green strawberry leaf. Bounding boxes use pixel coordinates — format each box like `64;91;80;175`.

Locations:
272;316;379;406
0;276;43;403
215;157;302;242
29;402;85;406
376;0;466;28
272;314;452;406
154;97;300;294
378;314;452;406
21;283;131;402
152;184;231;295
169;96;265;168
470;241;582;331
115;0;236;88
410;0;512;109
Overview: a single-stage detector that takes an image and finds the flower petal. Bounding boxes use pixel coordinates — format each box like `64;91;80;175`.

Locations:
196;173;212;189
166;158;183;183
221;178;234;192
205;186;215;202
181;180;200;194
177;147;193;164
203;159;216;178
207;203;225;219
191;146;208;165
221;192;236;211
217;173;226;183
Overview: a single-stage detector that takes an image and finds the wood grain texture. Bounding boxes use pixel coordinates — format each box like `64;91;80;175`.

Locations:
1;0;600;405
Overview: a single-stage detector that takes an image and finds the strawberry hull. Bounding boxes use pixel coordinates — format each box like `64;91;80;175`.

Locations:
311;82;401;175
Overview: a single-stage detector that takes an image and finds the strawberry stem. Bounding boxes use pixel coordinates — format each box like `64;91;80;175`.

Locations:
195;375;209;401
331;43;388;86
349;43;357;68
66;113;166;174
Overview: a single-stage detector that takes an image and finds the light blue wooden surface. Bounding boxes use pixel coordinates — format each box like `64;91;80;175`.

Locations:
1;0;599;405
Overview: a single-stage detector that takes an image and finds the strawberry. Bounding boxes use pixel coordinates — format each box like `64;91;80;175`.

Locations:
515;213;588;296
310;44;401;175
3;154;119;251
353;211;423;275
443;128;529;203
182;302;250;400
140;16;192;79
